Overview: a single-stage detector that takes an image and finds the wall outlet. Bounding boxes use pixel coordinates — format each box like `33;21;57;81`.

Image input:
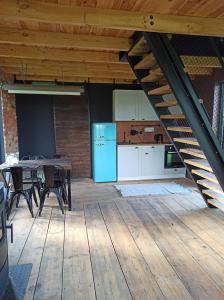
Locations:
144;127;154;133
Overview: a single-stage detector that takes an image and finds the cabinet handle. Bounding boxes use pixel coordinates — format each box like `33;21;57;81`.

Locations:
132;119;135;120
135;147;138;149
145;153;149;155
142;118;145;120
152;146;155;148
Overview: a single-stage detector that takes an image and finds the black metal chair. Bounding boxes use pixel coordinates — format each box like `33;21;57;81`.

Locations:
7;167;36;218
21;155;46;204
1;168;12;215
39;165;67;216
22;155;45;160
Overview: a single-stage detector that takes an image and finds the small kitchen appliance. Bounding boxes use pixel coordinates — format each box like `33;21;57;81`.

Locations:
154;134;163;144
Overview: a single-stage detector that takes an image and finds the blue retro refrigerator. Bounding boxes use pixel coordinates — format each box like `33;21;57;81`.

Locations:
92;123;117;182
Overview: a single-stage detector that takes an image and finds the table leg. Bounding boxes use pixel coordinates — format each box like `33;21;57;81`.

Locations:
67;170;71;210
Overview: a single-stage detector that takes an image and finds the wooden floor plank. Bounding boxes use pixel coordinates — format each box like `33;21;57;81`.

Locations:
8;179;224;300
99;201;166;300
157;195;224;293
150;198;224;294
34;208;65;300
162;195;224;258
8;202;38;266
115;199;194;300
130;200;224;300
84;203;132;300
63;209;96;300
18;207;52;300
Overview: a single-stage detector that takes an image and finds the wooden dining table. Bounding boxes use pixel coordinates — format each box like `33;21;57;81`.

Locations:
0;158;73;210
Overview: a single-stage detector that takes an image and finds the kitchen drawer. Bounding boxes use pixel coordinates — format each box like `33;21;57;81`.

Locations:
163;168;186;176
140;145;165;152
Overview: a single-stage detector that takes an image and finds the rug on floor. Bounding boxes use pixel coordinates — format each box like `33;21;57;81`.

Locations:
8;263;32;300
115;182;193;197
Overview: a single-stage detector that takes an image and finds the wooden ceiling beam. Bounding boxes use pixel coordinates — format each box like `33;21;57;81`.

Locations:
2;67;135;80
1;1;224;37
0;58;132;73
0;44;219;69
0;27;131;51
15;75;134;84
0;44;122;64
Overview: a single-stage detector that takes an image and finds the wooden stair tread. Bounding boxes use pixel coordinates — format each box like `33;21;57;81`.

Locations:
203;189;224;203
160;114;185;120
128;37;149;56
207;199;224;210
141;72;164;83
168;127;192;133
173;137;199;146
192;169;218;183
134;53;157;70
197;179;224;195
184;159;212;172
180;148;205;158
155;100;177;107
148;84;171;96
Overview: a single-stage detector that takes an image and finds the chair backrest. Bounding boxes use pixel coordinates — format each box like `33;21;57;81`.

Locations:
1;168;11;189
10;167;23;191
43;165;66;189
43;165;55;188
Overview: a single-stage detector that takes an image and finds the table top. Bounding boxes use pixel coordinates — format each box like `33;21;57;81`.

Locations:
0;158;72;170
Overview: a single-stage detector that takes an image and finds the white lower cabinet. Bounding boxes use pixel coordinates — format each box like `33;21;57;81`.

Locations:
118;145;186;181
140;146;164;178
117;146;139;180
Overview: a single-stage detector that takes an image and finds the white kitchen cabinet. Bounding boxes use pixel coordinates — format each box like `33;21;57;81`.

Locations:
139;93;159;121
117;145;139;180
117;145;186;181
140;146;164;177
113;89;159;121
113;90;139;121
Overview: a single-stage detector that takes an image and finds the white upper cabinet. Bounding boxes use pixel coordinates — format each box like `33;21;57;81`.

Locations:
113;90;139;121
139;92;158;121
113;89;159;121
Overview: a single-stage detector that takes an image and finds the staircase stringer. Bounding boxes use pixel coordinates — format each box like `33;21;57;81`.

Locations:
142;33;224;195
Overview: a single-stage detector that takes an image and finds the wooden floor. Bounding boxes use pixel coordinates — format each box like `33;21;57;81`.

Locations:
8;178;224;300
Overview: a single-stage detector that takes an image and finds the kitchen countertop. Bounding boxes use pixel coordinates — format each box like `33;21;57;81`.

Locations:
117;143;171;146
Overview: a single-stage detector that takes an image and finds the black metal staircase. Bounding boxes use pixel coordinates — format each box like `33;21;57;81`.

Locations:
127;32;224;210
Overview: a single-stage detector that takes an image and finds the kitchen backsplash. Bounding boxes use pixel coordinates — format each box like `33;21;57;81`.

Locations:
116;121;170;144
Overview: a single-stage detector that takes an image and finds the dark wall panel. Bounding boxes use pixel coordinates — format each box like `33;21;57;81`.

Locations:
88;83;141;124
16;94;56;158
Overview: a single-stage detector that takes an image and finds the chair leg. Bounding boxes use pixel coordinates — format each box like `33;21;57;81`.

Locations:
33;187;39;207
62;184;68;204
36;183;41;199
39;189;47;216
16;194;21;208
57;187;64;214
24;191;34;218
7;192;16;219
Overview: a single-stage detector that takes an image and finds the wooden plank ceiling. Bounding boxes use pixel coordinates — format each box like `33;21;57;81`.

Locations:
0;0;223;84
